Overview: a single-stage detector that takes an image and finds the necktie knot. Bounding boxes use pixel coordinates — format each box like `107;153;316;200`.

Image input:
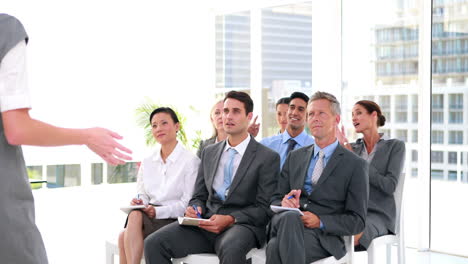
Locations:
228;148;237;157
286;138;297;154
318;150;324;159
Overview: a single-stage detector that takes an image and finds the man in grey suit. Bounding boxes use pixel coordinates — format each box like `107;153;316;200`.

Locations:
266;91;369;263
144;91;280;264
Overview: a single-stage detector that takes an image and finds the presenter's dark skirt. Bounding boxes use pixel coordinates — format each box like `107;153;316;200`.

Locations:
124;210;176;238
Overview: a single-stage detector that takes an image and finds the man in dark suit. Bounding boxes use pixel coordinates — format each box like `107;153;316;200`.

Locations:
266;91;369;263
144;91;280;264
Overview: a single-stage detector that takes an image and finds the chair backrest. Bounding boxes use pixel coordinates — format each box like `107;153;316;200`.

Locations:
393;171;406;234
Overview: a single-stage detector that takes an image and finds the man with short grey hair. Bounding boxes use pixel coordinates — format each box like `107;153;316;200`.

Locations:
266;91;369;263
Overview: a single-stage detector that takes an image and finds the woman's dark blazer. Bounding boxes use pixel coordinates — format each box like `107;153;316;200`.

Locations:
351;138;405;234
196;136;216;158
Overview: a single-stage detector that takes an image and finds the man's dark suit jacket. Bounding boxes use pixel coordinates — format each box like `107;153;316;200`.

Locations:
190;136;280;246
271;143;369;259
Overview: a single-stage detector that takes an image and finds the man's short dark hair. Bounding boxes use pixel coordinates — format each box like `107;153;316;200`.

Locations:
289;92;309;105
224;90;254;114
149;107;180;124
276;97;291;108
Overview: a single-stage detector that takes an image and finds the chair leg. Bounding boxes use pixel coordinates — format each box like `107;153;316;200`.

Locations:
106;241;114;264
368;244;376;264
386;244;392;264
398;236;406;264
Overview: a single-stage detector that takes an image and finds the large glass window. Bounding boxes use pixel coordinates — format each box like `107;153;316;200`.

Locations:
46;164;81;188
260;3;313;137
215;12;251;89
342;0;422;250
107;162;139;184
431;0;468;255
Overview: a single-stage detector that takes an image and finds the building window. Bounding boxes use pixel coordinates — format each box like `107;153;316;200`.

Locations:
395;95;408;123
215;12;251;89
412;130;418;143
448;171;457;181
432;94;444;123
92;163;103;185
381;129;391;138
448;152;457;164
412;94;418;122
449;131;463;144
431;130;444;144
411;168;418;178
47;164;81;188
380;96;391;122
396;129;408;142
448;94;463;124
431;151;444;163
107;162;140;184
412;150;418;162
431;169;444;180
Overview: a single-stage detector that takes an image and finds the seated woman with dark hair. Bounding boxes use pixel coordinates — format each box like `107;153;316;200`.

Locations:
118;107;200;264
337;100;405;250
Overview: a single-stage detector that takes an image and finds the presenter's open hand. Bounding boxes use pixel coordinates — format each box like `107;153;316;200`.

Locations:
199;214;235;234
85;127;132;165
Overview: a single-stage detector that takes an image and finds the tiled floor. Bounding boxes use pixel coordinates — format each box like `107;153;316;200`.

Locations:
31;184;468;264
352;247;468;264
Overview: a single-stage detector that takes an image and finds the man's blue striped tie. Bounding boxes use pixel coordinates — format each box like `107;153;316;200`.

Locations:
217;148;237;201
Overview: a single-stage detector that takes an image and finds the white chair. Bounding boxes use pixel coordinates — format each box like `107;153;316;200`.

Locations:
367;173;406;264
246;236;354;264
171;248;259;264
105;239;145;264
311;236;354;264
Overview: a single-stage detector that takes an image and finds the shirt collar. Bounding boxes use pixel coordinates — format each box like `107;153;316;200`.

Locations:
313;139;339;159
224;134;251;157
152;141;183;163
281;129;309;146
356;132;386;145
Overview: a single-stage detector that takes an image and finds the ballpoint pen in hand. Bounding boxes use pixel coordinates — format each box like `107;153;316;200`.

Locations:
192;205;202;218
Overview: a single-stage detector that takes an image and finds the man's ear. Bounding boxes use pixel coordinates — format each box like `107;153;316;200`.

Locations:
247;112;253;121
335;114;341;125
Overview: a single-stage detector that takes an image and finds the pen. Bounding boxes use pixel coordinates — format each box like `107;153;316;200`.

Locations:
136;194;143;205
192;205;202;218
287;194;295;200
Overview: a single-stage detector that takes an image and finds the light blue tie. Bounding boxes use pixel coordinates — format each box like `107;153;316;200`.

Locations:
217;148;237;201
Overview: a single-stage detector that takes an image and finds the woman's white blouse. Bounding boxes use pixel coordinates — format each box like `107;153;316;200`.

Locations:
136;142;200;219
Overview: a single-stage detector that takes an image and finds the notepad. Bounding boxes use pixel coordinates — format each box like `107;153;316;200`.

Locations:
270;205;304;216
120;205;145;214
177;216;211;226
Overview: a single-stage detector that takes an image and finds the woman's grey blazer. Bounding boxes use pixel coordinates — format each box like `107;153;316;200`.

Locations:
351;138;405;234
196;137;216;158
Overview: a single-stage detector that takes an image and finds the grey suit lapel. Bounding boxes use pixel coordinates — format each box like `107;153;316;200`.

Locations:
314;144;344;187
296;145;314;190
225;138;257;200
207;141;225;191
352;140;364;156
